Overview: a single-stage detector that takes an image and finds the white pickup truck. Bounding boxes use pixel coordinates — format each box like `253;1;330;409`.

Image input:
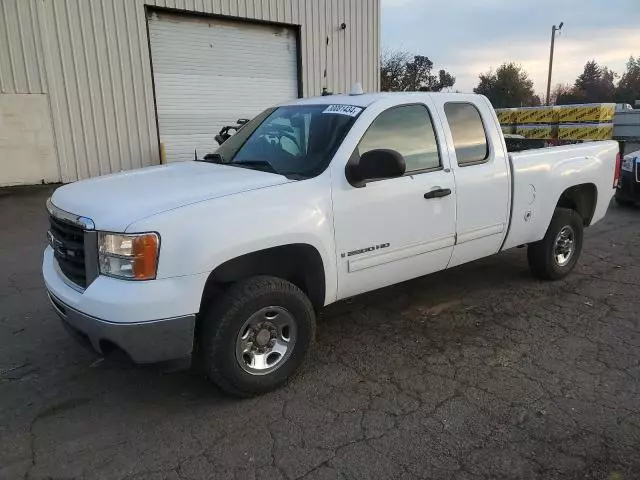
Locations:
43;92;621;396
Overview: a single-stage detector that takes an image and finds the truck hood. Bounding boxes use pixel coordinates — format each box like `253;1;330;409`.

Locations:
51;162;292;232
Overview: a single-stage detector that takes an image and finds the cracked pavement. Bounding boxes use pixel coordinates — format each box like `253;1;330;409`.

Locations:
1;187;639;480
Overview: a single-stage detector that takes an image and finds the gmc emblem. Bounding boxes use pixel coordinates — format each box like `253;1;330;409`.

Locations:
47;231;66;258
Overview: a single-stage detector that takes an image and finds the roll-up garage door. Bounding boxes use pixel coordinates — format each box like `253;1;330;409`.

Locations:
148;12;299;163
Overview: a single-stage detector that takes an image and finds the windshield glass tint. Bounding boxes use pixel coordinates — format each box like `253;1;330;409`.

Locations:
216;105;362;179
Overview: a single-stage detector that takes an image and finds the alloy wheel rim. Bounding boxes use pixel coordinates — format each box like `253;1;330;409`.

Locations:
235;306;297;375
553;225;576;267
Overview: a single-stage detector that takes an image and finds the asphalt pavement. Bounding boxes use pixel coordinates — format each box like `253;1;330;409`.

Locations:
1;186;639;480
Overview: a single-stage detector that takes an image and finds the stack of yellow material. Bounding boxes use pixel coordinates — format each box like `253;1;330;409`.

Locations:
495;108;517;125
557;123;614;141
555;103;615;123
494;102;616;142
516;124;555;140
515;106;555;124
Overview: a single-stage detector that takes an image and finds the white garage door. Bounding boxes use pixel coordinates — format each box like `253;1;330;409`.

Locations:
148;12;299;163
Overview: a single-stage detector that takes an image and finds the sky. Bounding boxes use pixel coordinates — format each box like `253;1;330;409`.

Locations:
381;0;640;96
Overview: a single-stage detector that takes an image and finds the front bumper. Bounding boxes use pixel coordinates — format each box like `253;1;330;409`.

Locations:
43;246;207;364
47;291;196;364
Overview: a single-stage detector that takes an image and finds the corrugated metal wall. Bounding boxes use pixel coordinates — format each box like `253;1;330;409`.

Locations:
0;0;380;183
0;0;47;94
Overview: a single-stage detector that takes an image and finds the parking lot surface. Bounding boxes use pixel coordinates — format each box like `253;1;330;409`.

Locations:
1;187;639;480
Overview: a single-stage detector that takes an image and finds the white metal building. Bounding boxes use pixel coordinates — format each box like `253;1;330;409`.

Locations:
0;0;380;186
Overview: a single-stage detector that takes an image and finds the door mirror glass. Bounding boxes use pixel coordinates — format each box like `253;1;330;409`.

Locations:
347;149;406;187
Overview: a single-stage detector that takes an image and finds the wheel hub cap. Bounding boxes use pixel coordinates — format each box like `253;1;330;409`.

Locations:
553;225;576;267
235;306;297;376
256;329;271;347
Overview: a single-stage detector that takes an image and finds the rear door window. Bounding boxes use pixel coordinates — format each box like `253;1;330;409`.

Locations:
444;103;489;166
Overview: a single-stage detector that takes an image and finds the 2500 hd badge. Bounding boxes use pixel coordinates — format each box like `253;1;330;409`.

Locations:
341;242;390;258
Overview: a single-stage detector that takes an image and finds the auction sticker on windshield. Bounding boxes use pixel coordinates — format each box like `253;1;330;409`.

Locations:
323;105;363;117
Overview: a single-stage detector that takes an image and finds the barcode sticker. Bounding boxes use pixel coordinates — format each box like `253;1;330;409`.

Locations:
322;104;363;117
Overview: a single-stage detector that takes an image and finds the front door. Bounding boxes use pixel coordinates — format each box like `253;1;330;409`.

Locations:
331;102;457;299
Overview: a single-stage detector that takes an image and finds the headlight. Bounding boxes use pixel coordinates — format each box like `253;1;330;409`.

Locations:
621;156;635;173
98;232;159;280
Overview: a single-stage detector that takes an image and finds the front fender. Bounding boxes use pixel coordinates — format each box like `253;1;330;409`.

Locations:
127;174;338;306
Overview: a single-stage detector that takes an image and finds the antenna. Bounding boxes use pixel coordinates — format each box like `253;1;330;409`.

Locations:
322;36;331;96
324;36;329;87
322;22;347;95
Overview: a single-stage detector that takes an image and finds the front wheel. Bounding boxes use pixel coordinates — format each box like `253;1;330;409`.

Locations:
199;276;316;397
527;208;584;280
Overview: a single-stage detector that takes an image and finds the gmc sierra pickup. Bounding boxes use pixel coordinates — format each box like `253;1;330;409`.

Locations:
43;92;621;396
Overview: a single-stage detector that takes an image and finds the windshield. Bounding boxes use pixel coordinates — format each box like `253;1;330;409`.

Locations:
212;104;363;179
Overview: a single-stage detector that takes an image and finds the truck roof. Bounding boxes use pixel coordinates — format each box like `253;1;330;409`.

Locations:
285;93;396;108
283;91;481;108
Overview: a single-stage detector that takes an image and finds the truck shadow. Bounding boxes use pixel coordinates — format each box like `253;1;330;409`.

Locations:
84;247;535;398
323;247;532;321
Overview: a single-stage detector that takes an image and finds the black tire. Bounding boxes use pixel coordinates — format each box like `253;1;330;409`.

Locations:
527;207;584;280
199;276;316;397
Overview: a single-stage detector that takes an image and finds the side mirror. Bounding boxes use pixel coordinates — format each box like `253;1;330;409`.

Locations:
346;149;406;187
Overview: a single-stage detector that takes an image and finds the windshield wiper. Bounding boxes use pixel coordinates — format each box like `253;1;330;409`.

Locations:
199;155;282;176
231;159;279;175
199;153;224;164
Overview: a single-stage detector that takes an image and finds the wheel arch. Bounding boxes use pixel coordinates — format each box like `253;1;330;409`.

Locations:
556;183;598;226
198;243;326;316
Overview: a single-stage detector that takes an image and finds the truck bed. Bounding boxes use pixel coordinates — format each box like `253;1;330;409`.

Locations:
502;141;619;251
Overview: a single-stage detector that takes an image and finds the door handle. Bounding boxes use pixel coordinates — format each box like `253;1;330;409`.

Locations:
424;188;452;199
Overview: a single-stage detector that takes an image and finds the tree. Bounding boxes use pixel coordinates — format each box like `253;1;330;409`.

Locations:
552;60;618;105
615;56;640;105
529;94;543;107
573;60;616;103
380;50;455;92
473;63;538;108
380;50;409;92
553;83;586;105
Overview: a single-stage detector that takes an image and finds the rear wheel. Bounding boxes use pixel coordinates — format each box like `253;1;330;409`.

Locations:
527;208;583;280
199;276;316;397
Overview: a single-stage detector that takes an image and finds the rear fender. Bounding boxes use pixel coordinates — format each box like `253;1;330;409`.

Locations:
502;141;617;250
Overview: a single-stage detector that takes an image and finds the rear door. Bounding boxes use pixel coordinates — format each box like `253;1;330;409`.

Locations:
432;96;510;267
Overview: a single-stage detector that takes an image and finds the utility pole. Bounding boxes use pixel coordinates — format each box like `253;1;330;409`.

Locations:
545;22;564;105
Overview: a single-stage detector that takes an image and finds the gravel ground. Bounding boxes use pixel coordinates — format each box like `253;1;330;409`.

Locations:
1;186;639;480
